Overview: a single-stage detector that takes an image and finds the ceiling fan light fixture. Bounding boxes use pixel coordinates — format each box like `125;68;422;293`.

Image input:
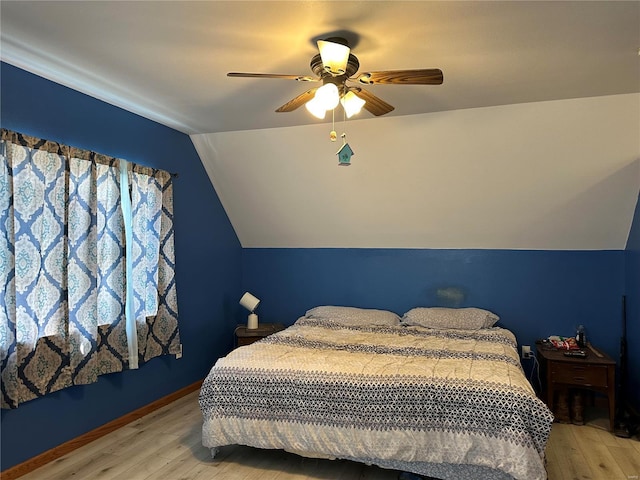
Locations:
341;91;366;118
230;37;443;120
314;83;340;110
305;97;327;119
317;39;350;76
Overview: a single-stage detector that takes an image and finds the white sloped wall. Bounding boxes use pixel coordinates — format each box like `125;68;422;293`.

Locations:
192;93;640;250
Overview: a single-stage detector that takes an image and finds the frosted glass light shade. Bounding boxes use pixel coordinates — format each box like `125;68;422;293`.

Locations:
305;97;326;119
341;91;366;118
317;40;350;76
314;83;340;110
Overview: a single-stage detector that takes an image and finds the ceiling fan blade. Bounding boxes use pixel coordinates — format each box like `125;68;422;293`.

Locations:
352;88;395;116
276;88;318;112
228;72;318;82
355;68;443;85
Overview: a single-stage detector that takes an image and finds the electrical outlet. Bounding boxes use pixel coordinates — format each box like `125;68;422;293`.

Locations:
521;345;532;359
175;344;183;359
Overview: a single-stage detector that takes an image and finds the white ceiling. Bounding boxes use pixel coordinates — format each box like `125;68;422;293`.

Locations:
2;1;640;250
2;1;638;135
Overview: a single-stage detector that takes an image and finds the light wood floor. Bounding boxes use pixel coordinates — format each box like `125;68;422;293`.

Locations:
17;390;640;480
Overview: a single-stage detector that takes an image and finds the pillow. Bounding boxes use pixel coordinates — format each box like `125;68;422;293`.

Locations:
305;306;401;326
400;307;499;330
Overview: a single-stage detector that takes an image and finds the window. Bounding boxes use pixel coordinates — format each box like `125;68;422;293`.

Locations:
0;128;180;409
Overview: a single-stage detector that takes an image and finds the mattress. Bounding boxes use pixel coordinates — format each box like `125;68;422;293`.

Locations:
199;317;553;480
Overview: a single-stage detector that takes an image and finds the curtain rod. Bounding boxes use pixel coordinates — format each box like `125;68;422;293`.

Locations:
2;128;180;179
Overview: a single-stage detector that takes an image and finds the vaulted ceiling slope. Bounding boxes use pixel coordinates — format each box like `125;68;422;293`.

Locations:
193;94;640;249
2;2;639;250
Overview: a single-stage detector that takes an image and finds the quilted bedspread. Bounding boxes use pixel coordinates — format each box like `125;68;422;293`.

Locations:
199;318;553;480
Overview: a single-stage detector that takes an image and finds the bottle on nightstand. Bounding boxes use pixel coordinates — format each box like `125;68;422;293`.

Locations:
576;325;586;348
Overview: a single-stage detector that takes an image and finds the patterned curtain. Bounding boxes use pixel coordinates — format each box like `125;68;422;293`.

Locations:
0;129;180;409
129;164;180;364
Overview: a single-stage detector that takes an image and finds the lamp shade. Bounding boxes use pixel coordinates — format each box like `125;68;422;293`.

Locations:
305;96;326;119
317;39;350;76
314;83;340;110
340;91;366;118
239;292;260;312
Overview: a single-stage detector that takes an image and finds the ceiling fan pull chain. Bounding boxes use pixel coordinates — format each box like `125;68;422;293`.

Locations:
330;108;337;142
342;107;347;137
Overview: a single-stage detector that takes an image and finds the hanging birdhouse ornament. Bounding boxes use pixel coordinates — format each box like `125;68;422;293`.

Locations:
337;142;354;166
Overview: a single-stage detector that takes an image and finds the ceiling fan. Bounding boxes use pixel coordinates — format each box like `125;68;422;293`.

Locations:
227;37;443;119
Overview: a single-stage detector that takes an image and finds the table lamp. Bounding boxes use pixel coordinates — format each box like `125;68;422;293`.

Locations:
239;292;260;329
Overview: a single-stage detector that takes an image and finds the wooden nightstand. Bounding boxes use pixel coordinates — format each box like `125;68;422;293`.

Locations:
234;323;285;347
537;343;616;431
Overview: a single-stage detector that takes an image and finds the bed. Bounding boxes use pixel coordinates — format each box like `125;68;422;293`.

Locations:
199;306;553;480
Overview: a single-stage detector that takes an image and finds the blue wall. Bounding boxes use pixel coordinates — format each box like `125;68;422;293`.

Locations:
0;63;242;470
243;248;625;363
625;193;640;411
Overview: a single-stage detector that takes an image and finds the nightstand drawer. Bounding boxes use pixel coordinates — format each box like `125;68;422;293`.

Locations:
551;364;608;387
